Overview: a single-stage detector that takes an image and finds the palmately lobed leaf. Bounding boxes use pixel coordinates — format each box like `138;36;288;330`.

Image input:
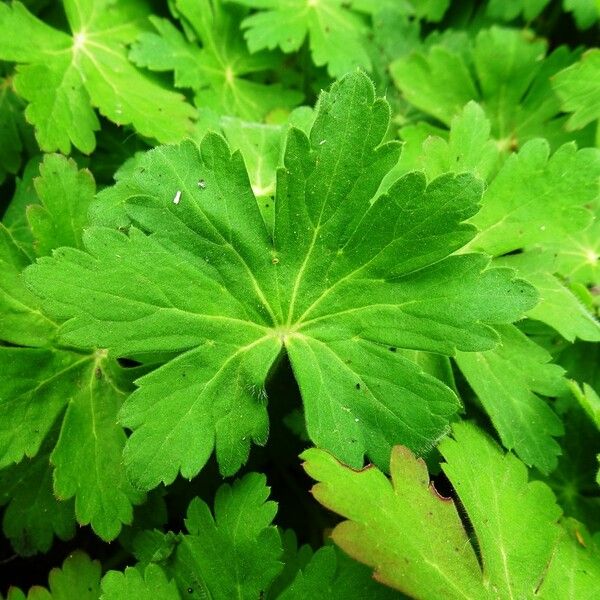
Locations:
391;26;589;150
128;1;303;121
233;0;372;78
25;71;537;490
0;0;196;154
303;423;600;599
0;154;145;548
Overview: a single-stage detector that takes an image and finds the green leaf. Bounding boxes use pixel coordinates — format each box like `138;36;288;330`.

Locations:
0;0;195;154
190;107;314;233
391;26;582;149
571;382;600;428
99;475;398;599
497;251;600;342
233;0;372;78
455;324;566;474
397;101;500;182
486;0;550;21
166;473;282;599
537;518;600;599
553;49;600;130
545;388;600;531
302;436;484;598
129;1;302;120
352;0;450;22
25;72;536;489
0;346;144;540
101;565;180;600
551;217;600;288
2;156;41;256
303;423;600;599
7;551;101;600
563;0;599;29
0;436;75;556
0;156;144;543
27;154;95;256
0;222;56;346
0;75;27;184
278;545;402;599
467;140;600;257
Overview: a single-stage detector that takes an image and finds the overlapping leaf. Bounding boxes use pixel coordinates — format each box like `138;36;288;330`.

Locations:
456;324;566;473
0;432;75;556
397;102;600;341
231;0;372;77
467;139;600;256
545;387;600;529
101;474;398;600
25;72;536;490
0;154;142;548
129;0;302;120
553;49;600;131
0;0;195;154
102;473;283;600
391;26;587;150
303;422;600;599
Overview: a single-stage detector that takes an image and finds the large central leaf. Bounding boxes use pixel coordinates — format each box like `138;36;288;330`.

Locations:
25;72;536;490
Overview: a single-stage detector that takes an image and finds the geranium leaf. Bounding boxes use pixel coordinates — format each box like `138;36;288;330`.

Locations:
0;155;143;545
455;324;566;474
553;49;600;130
303;422;600;599
391;26;584;149
129;1;302;120
232;0;372;77
0;0;195;154
25;72;536;489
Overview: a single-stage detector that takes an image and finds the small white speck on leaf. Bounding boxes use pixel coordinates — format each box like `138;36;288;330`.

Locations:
319;140;326;145
198;179;206;189
173;190;182;205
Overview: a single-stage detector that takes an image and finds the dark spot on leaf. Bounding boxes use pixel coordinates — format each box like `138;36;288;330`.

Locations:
187;588;193;594
355;383;361;390
389;346;396;352
95;367;102;379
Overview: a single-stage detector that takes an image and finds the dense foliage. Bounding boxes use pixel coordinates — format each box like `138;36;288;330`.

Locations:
0;1;599;598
